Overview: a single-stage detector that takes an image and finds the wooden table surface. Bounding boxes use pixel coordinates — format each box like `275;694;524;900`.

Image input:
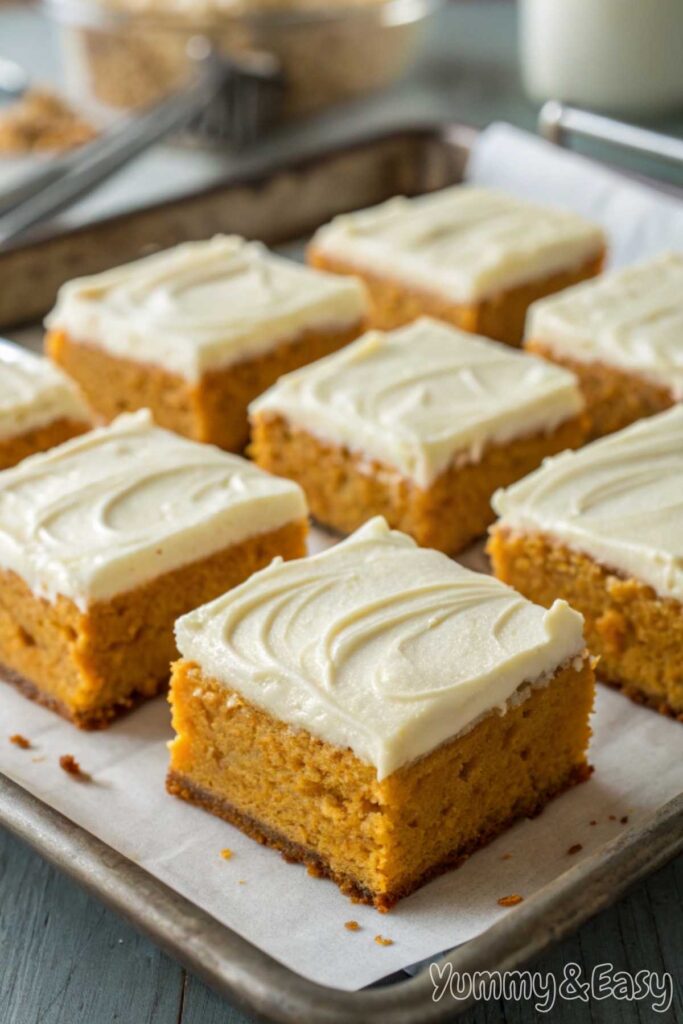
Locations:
1;2;682;1021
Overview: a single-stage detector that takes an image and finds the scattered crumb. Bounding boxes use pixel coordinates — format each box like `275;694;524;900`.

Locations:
500;853;512;861
620;815;629;824
9;733;30;749
608;814;616;821
220;848;233;860
344;920;360;932
374;935;393;947
589;820;597;826
32;756;46;764
0;88;97;154
567;843;583;855
497;894;524;907
238;880;246;885
59;754;89;779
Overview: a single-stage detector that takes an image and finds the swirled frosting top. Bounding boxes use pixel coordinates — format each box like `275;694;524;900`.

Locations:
310;186;605;303
0;339;90;440
527;253;683;399
45;236;367;381
175;517;585;778
0;409;306;608
251;317;584;487
492;405;683;601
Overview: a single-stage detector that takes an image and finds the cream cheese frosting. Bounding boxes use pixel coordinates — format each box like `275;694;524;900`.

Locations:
45;235;367;381
310;186;605;304
251;317;584;487
175;516;586;779
0;339;89;441
0;409;306;608
492;405;683;602
526;252;683;399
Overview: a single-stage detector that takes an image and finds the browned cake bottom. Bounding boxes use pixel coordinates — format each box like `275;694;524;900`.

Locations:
488;529;683;720
0;661;167;729
167;656;594;910
167;763;591;910
0;519;307;728
0;416;89;470
249;412;587;555
307;249;605;346
525;341;675;440
46;320;365;452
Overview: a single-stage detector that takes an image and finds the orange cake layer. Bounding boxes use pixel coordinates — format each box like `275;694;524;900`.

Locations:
308;249;604;346
526;340;675;440
168;656;594;910
488;529;683;720
250;412;586;555
46;322;363;452
0;520;306;728
0;416;88;470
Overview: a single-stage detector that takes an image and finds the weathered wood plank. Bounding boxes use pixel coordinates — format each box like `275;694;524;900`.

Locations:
1;822;680;1024
0;828;184;1024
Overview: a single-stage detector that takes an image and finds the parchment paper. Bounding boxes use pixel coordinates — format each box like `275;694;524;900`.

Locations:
1;126;683;991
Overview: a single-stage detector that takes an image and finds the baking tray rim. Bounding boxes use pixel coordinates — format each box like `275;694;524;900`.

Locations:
1;773;681;1022
0;119;479;257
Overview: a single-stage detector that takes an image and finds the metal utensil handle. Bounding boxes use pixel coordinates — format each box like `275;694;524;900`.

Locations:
0;54;227;249
539;101;683;168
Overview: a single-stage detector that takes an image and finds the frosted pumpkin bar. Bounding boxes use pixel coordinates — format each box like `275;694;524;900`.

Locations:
490;406;683;720
249;317;587;555
308;186;605;345
0;338;90;469
0;409;307;727
168;517;594;910
45;235;367;451
525;252;682;439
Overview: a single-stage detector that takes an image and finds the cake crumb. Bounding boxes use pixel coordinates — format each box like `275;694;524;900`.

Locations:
220;848;233;860
238;880;246;885
620;815;629;824
567;843;583;855
500;853;512;861
374;935;393;946
589;820;597;826
32;756;46;764
608;814;616;821
9;733;30;749
59;754;89;779
344;920;360;931
497;894;523;907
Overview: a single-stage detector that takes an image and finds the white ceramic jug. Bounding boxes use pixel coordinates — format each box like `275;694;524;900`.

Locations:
520;0;683;116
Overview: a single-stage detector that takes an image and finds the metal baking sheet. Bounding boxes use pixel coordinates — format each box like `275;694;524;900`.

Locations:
0;122;682;1022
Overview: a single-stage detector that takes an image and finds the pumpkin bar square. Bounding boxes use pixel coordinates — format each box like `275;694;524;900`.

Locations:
308;186;605;346
249;317;587;555
525;252;682;440
489;406;683;719
0;409;307;727
45;235;367;452
0;338;90;470
168;517;594;910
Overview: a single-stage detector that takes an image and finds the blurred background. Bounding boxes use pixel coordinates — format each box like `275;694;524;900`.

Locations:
1;0;681;232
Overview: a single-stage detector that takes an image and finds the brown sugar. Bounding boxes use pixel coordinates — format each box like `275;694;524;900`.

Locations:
0;89;96;154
